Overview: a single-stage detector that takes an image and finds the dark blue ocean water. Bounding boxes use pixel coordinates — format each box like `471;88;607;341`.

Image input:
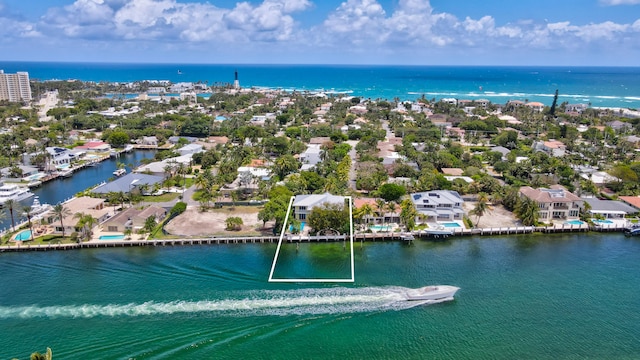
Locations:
1;62;640;108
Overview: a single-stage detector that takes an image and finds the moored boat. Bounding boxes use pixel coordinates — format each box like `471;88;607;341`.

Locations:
0;182;35;205
405;285;460;301
113;168;127;177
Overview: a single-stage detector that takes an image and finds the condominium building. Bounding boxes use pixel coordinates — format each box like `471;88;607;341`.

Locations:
0;70;32;102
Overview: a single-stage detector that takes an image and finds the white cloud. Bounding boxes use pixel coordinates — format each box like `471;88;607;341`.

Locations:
599;0;640;5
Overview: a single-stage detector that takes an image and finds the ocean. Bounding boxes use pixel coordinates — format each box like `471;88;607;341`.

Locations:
1;62;640;109
1;234;639;359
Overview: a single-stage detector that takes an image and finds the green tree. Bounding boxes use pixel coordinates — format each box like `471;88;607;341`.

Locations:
225;216;243;231
470;192;490;227
515;197;539;226
399;199;418;231
307;202;350;235
272;154;299;180
74;212;97;242
378;183;406;202
143;215;157;234
52;204;72;237
107;131;130;148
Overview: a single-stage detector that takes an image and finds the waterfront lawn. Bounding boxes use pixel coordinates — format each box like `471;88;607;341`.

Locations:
142;193;180;202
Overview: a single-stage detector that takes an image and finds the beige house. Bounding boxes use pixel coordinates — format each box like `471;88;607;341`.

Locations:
102;205;167;233
519;185;583;221
47;197;111;235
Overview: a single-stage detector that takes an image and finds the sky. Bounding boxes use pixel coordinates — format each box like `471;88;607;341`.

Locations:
1;0;640;65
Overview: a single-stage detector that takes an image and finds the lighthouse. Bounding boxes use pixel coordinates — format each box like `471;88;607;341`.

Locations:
233;70;239;90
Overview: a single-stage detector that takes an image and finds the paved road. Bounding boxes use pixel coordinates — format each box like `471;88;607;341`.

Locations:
346;140;359;190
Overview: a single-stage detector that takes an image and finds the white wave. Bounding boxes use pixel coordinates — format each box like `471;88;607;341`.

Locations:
0;287;446;319
624;97;640;101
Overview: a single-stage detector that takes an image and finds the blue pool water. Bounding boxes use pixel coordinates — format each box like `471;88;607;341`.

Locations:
289;222;305;232
369;225;392;231
592;219;614;224
99;234;125;241
14;230;32;241
441;222;461;228
565;220;585;225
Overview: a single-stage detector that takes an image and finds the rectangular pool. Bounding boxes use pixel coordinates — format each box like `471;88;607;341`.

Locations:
99;234;125;240
440;222;461;228
565;220;585;225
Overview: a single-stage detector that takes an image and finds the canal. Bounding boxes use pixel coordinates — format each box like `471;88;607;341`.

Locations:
1;150;156;232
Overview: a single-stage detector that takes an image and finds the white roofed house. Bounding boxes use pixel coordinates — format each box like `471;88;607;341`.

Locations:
292;193;346;222
299;144;323;171
410;190;465;223
519;185;583;222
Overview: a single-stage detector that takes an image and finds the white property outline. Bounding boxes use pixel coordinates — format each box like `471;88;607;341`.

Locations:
268;196;354;283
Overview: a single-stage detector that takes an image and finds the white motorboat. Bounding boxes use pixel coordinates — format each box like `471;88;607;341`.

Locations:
405;285;460;301
423;225;454;237
0;182;35;205
28;196;52;219
113;168;127;177
59;168;74;178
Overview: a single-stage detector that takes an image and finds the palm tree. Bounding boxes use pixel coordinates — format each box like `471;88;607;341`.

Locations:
386;202;398;228
74;212;97;242
515;197;539;226
4;199;17;232
375;198;386;226
399;199;418;231
470;192;490;227
52;204;71;237
22;205;34;241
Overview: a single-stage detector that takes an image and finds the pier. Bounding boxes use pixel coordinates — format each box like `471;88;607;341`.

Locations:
1;221;633;253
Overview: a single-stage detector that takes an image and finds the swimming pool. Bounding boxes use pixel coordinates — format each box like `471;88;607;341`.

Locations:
592;219;614;224
99;234;125;240
15;230;32;241
565;220;585;225
440;222;461;228
289;222;306;232
369;225;392;231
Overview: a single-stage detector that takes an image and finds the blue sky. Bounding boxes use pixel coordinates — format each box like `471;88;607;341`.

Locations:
1;0;639;65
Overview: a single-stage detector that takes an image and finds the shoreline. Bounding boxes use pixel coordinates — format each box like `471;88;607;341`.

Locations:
0;224;626;253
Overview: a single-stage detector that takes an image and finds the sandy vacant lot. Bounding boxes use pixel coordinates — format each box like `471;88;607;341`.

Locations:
164;207;271;236
165;202;521;237
462;202;521;228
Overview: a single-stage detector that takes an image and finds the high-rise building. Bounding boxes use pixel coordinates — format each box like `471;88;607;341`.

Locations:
0;70;32;102
234;70;240;90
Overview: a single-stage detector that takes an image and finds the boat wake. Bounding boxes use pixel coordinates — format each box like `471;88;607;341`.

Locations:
0;287;452;319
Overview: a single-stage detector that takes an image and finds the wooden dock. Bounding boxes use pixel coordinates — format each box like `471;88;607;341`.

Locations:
0;223;630;253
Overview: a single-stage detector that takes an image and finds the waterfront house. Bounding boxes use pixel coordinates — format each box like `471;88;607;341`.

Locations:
139;136;158;147
292;193;346;221
519;185;583;221
74;141;111;153
45;147;76;167
48;197;111;235
353;198;400;226
102;205;167;233
410;190;465;222
526;102;545;113
581;197;637;219
91;173;165;195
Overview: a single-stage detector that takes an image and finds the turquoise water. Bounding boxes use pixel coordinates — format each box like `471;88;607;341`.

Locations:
593;219;614;224
99;234;125;240
2;62;640;108
565;220;585;225
14;230;32;241
1;233;639;359
369;224;392;231
441;222;461;228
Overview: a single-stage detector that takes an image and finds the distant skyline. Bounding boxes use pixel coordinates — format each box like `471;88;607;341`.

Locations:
1;0;640;65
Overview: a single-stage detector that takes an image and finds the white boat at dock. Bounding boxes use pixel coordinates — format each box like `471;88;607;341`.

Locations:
113;168;127;177
28;196;53;220
0;182;35;204
405;285;460;301
423;225;454;237
59;168;74;178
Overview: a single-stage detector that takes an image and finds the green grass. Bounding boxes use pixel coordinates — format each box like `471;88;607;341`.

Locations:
141;193;180;202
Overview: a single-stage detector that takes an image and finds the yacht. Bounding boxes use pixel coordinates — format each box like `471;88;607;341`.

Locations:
405;285;460;301
423;225;454;238
0;182;35;205
113;168;127;177
59;168;74;178
28;196;53;219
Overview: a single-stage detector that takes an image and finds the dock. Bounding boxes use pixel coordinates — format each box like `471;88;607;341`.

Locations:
0;222;633;253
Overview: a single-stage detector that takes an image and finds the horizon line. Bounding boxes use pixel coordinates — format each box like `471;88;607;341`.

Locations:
1;60;639;68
